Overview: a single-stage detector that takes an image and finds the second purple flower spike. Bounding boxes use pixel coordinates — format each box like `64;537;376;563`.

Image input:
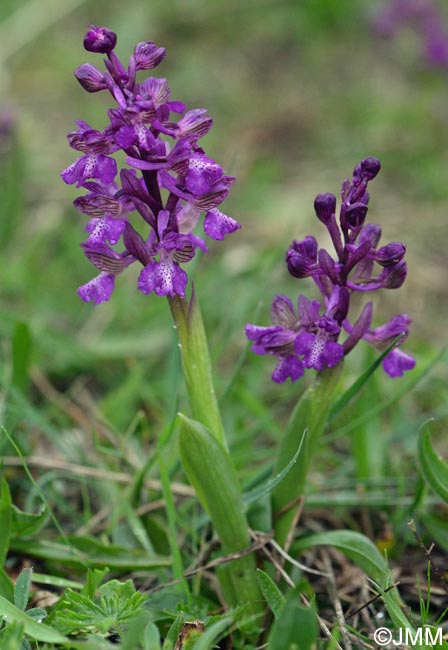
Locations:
246;158;415;382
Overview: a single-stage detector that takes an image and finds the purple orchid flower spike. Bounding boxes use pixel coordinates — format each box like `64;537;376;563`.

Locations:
62;27;240;303
246;158;415;382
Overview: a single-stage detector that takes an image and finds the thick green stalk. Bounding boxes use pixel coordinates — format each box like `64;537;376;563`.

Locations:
168;290;226;448
168;290;262;623
272;364;343;546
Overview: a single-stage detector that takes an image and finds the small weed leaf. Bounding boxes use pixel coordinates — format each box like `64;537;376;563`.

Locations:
256;569;285;620
418;420;448;502
11;503;47;538
143;621;162;650
47;578;146;637
14;568;33;611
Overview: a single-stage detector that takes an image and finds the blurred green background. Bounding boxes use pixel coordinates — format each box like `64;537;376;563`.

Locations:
0;0;447;460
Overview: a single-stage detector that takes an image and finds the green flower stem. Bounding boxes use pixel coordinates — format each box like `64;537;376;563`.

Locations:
272;364;343;547
168;290;262;621
168;289;226;449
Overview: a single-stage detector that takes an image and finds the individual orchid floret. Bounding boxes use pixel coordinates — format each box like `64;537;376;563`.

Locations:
74;64;108;92
62;26;240;303
286;236;318;279
245;296;305;383
133;41;167;70
246;158;415;382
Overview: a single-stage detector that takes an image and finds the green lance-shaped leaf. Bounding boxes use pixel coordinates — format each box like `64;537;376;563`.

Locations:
178;414;262;614
293;530;389;586
418;420;448;502
272;364;343;545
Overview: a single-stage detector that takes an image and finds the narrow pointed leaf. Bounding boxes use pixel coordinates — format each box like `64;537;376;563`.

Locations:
10;537;170;570
243;432;306;506
293;530;389;586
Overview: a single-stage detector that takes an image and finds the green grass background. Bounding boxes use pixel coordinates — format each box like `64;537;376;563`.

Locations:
0;0;447;593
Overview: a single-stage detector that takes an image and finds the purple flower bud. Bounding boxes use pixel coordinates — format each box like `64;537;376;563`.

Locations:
360;157;381;180
314;193;337;223
123;222;151;265
374;242;406;267
359;223;382;248
380;259;407;289
83;25;117;54
74;64;108;92
286;236;318;278
134;41;166;70
345;202;369;229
